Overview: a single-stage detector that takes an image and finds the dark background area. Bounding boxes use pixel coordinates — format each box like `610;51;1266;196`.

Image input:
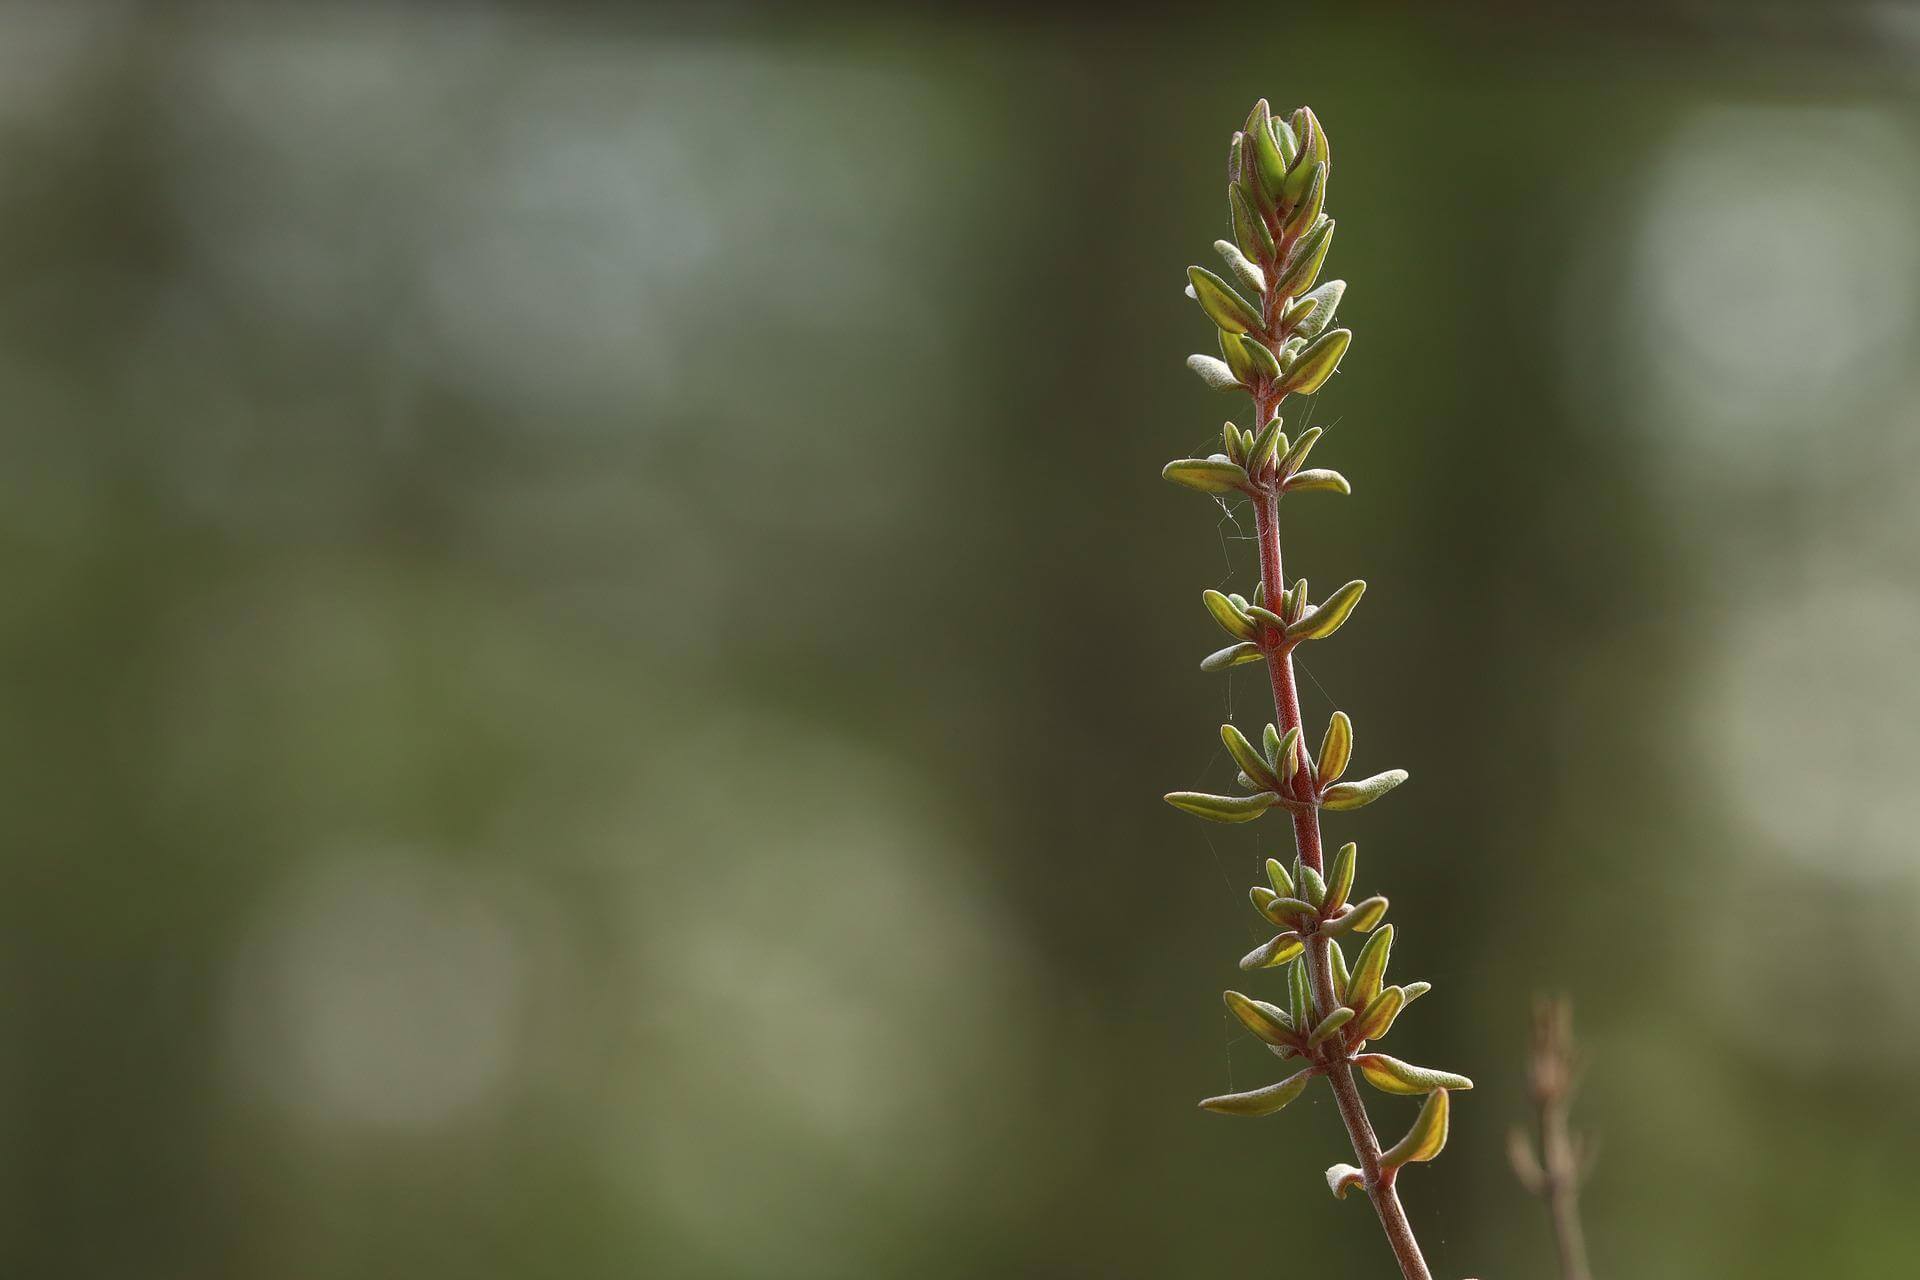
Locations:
3;2;1919;1276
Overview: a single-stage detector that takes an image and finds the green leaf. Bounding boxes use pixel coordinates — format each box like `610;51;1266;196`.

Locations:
1323;895;1389;937
1380;1088;1451;1168
1353;985;1406;1042
1308;1006;1354;1048
1234;333;1283;382
1325;1163;1366;1200
1401;980;1432;1005
1166;789;1276;823
1229;184;1274;261
1188;266;1263;334
1199;1065;1314;1117
1245;605;1287;634
1279;327;1352;396
1328;938;1351;1003
1185;353;1242;392
1218;329;1264;386
1325;840;1356;912
1319;712;1353;786
1199;641;1263;672
1348;923;1394;1009
1247;418;1285;476
1271;113;1299;167
1222;723;1277;787
1287;280;1346;340
1202;589;1257;641
1281;579;1306;622
1250;884;1278;913
1288;954;1314;1030
1287;579;1367;642
1283;161;1326;239
1223;990;1296;1046
1356;1054;1475;1096
1239;931;1305;970
1296;104;1330;179
1163;457;1248;494
1284;468;1351;495
1273;725;1302;779
1260;895;1318;927
1213;239;1266;298
1275;425;1321;478
1297;863;1327;908
1250;100;1290;203
1321;769;1409;811
1271;218;1334;301
1264;856;1294;898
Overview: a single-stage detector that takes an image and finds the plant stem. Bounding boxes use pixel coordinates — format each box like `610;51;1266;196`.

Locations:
1539;1092;1593;1280
1248;414;1433;1280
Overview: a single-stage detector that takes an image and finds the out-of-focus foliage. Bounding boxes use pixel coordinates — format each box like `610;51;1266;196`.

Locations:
3;4;1920;1279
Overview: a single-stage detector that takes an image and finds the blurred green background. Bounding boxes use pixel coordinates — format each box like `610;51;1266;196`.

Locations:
4;2;1919;1277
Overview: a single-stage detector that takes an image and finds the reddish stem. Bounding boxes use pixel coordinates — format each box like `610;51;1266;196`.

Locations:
1247;394;1431;1280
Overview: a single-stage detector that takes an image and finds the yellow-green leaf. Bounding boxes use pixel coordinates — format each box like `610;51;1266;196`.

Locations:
1202;589;1256;641
1287;580;1367;642
1188;266;1263;334
1325;840;1356;912
1284;468;1351;496
1353;985;1406;1042
1223;990;1295;1046
1199;1065;1314;1117
1199;641;1263;672
1308;1006;1354;1048
1239;931;1306;970
1319;713;1353;786
1355;1054;1475;1096
1322;769;1408;810
1348;923;1394;1009
1279;327;1352;396
1163;457;1248;494
1380;1087;1452;1169
1166;790;1275;823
